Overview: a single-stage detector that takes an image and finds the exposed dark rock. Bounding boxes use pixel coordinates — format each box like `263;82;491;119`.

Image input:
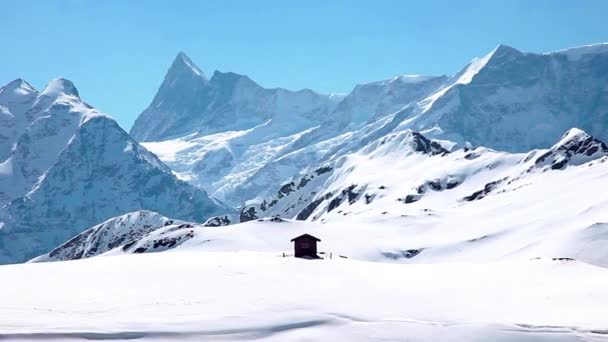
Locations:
446;180;460;189
240;207;258;222
314;166;333;175
327;185;359;213
428;179;442;191
298;176;311;189
203;215;231;227
296;193;333;220
409;132;449;156
461;178;506;202
277;182;295;199
269;215;284;222
382;249;423;260
464;152;480;160
402;194;421;204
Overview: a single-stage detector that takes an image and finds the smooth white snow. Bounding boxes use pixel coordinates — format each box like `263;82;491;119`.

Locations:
1;251;607;341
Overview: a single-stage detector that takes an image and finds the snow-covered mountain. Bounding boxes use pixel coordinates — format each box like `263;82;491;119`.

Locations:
29;210;186;262
34;128;608;268
240;127;608;222
136;54;447;204
135;43;608;206
0;78;102;205
30;210;235;263
402;43;608;151
0;79;231;264
3;42;608;342
130;52;343;142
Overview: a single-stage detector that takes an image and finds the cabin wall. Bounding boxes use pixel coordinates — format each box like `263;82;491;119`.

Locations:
293;238;318;258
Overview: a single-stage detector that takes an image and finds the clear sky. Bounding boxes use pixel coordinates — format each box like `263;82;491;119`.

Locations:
1;0;607;130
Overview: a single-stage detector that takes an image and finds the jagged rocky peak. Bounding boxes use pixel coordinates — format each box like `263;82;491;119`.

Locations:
534;128;608;170
40;77;80;99
168;51;207;80
405;131;450;155
363;130;449;157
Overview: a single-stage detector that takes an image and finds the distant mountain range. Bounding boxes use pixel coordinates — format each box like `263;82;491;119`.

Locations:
1;42;608;265
133;43;608;205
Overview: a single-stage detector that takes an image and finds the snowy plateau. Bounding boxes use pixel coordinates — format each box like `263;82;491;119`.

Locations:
1;43;608;341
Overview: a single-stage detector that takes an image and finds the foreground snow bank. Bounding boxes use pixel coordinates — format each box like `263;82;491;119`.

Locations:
1;252;607;341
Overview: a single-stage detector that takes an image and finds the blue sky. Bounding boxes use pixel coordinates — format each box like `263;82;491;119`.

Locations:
1;0;607;130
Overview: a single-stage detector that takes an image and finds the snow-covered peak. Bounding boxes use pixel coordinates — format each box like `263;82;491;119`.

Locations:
40;78;80;99
490;44;523;59
169;51;206;79
446;44;523;87
557;127;592;145
0;78;37;99
534;128;608;170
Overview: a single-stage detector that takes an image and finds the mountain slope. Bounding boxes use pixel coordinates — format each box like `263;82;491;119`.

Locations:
0;78;38;161
36;128;608;268
402;43;608;151
29;211;184;262
241;128;608;229
0;78;231;264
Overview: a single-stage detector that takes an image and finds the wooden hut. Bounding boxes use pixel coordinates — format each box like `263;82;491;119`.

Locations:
290;233;321;258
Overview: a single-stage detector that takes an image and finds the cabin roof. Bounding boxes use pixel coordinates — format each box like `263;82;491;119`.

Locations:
290;233;321;242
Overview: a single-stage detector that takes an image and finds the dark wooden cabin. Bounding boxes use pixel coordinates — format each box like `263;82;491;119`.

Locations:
291;233;321;258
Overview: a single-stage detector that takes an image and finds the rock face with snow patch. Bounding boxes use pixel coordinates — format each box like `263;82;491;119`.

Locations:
533;128;608;170
30;211;185;262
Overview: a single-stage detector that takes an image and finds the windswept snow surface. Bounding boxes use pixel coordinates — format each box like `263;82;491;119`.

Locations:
1;252;607;341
